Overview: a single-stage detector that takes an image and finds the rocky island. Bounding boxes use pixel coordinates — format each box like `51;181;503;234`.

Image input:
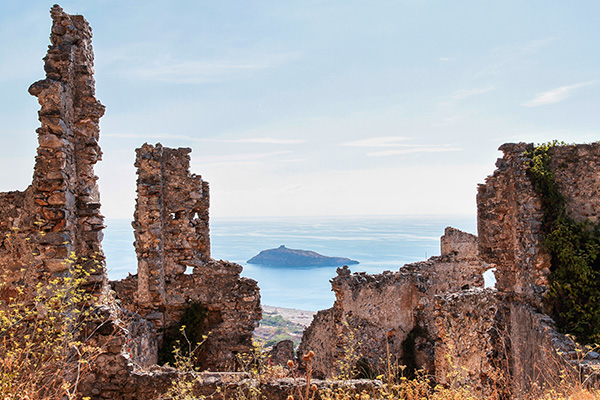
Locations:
247;245;359;267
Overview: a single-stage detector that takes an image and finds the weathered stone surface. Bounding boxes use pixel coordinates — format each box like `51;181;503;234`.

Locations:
269;339;295;366
0;6;263;399
478;143;600;307
417;288;501;395
111;143;261;371
301;142;600;396
299;228;489;378
477;143;550;307
4;5;600;399
0;4;106;296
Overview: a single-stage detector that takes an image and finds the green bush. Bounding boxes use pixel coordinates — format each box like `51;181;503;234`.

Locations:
526;142;600;344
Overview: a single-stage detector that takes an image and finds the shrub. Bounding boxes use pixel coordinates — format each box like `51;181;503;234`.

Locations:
526;142;600;344
0;250;103;399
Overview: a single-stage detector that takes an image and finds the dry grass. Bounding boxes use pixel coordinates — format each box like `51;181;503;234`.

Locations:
1;236;598;399
0;248;104;400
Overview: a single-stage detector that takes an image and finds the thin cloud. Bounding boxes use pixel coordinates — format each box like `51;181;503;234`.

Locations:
451;86;495;101
277;158;307;163
367;147;462;157
438;86;495;107
342;137;462;156
218;138;305;145
102;133;304;145
102;132;193;140
133;52;300;84
521;80;599;107
522;37;555;52
342;136;410;147
195;150;292;164
476;37;554;78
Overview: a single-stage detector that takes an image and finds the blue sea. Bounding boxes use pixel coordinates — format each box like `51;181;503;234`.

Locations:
103;215;479;311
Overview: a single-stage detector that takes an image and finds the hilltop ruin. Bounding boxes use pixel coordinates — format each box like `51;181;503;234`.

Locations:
0;5;262;398
0;5;599;400
113;143;261;370
300;142;600;395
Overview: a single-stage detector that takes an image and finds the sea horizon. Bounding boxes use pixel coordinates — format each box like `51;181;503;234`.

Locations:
103;214;482;311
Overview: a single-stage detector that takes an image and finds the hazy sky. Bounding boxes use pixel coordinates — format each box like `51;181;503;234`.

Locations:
1;1;599;219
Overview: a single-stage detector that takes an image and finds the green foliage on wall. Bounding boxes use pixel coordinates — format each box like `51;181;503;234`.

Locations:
526;141;600;344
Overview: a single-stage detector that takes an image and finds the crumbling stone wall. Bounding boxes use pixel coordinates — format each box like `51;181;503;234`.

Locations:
299;227;488;378
474;142;600;395
302;143;600;394
415;143;600;395
0;6;137;399
477;143;550;307
417;288;500;395
5;4;600;398
0;5;263;398
478;142;600;307
0;4;106;297
113;142;261;370
133;143;210;310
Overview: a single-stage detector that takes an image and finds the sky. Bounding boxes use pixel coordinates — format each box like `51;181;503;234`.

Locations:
1;1;599;219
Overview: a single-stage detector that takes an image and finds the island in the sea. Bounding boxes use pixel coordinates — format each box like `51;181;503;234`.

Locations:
247;245;359;267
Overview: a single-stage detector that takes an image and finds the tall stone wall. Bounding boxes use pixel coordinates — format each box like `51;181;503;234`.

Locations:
113;143;261;370
4;4;600;398
132;143;210;312
302;143;600;395
0;6;135;399
0;5;262;397
0;4;106;297
477;143;550;306
417;288;501;396
477;142;600;307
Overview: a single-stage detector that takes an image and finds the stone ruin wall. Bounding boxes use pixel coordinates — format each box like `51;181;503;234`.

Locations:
112;142;261;371
477;142;551;307
133;143;210;302
301;143;600;396
477;142;600;307
3;5;600;399
0;6;136;399
0;6;264;399
299;227;489;378
0;4;107;298
416;288;500;394
475;142;600;393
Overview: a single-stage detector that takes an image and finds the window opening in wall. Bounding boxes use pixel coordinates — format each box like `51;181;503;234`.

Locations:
103;219;138;281
483;267;496;289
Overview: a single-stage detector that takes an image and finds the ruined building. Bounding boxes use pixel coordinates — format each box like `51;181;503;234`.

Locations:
298;227;489;378
113;143;261;370
0;4;106;298
300;142;600;397
1;5;599;400
0;5;262;399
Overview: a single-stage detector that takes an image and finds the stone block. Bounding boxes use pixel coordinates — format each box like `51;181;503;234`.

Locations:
45;258;69;272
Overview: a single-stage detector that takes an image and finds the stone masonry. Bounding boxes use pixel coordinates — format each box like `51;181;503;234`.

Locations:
112;142;261;370
299;227;489;378
0;5;263;399
301;143;600;397
478;142;600;307
3;5;600;399
0;4;106;299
